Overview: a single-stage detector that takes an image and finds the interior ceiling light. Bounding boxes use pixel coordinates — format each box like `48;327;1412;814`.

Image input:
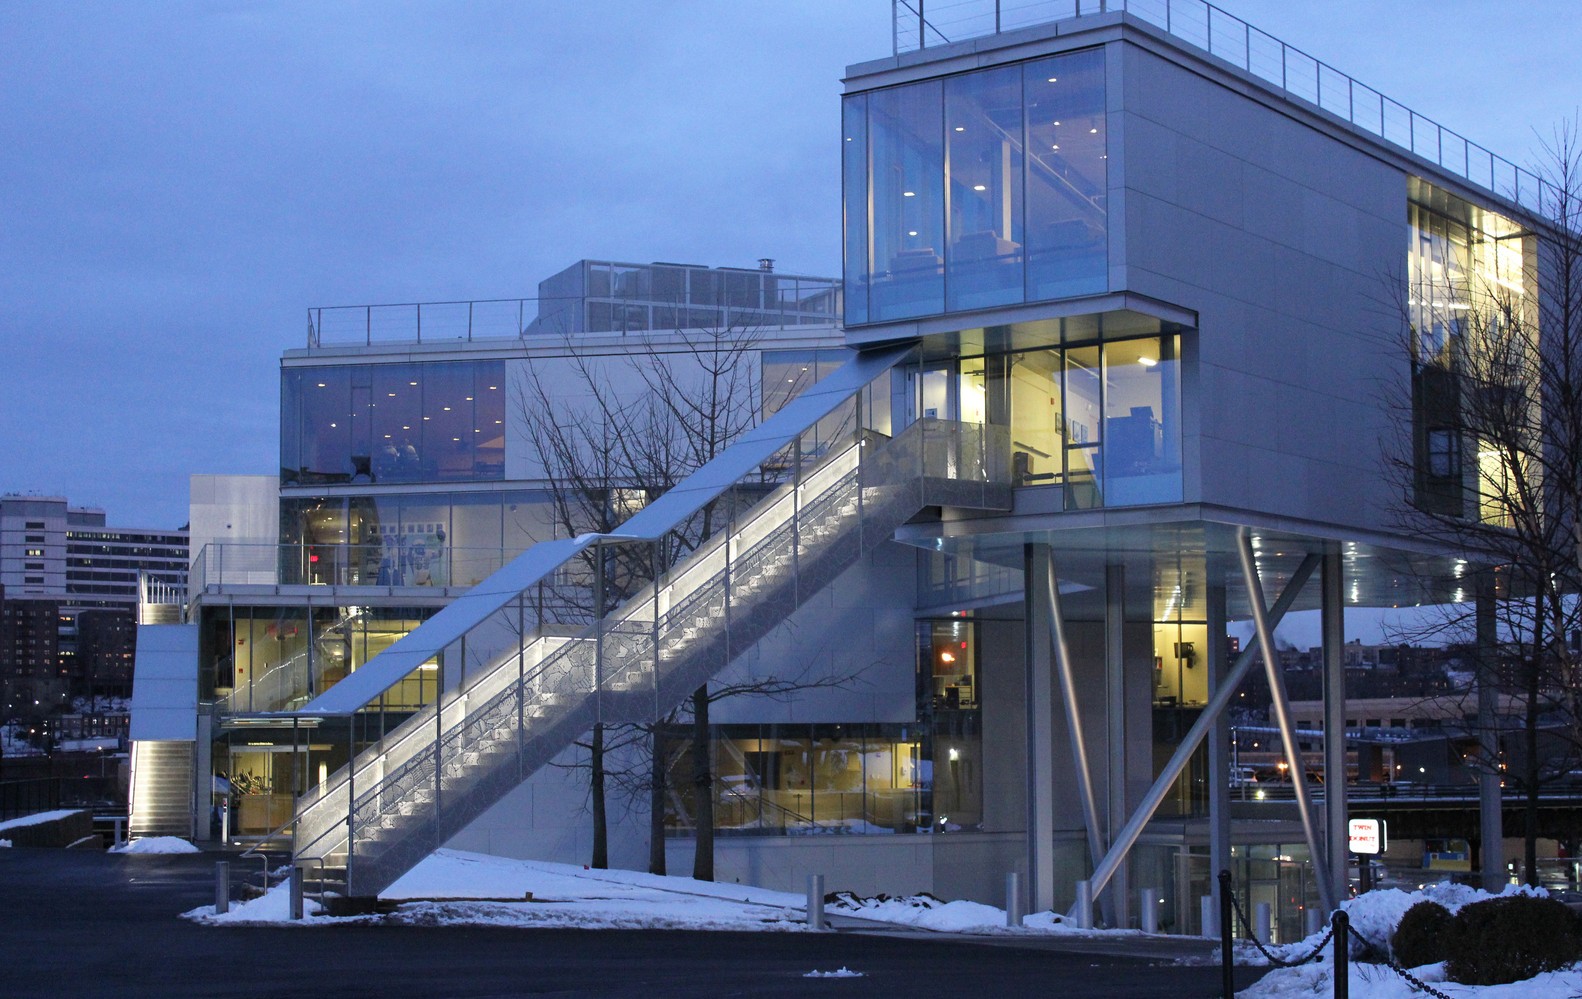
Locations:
1047;77;1058;83
1052;144;1060;151
973;184;986;191
1090;127;1099;133
954;126;965;132
903;191;916;197
1138;357;1158;367
316;383;326;388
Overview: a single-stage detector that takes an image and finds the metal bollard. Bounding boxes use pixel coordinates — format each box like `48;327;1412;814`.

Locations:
1200;895;1216;938
1140;887;1159;934
214;861;229;915
1333;910;1350;999
1254;901;1272;944
1074;879;1094;929
112;816;124;848
1304;906;1323;937
806;873;825;931
1006;872;1023;927
289;864;304;920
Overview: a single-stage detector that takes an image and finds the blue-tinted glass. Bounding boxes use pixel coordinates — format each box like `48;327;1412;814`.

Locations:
1025;50;1108;302
869;80;945;321
842;95;869;326
1101;335;1182;506
286;368;355;485
945;65;1024;311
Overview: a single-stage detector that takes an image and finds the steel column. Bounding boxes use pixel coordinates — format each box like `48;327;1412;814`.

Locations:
1083;554;1319;906
1023;543;1057;912
1205;574;1232;914
1103;562;1128;927
1239;530;1336;914
1321;546;1349;908
1477;576;1504;890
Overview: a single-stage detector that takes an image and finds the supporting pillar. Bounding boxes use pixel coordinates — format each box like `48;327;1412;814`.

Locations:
1239;530;1336;914
1321;546;1349;909
1205;574;1232;917
1104;563;1129;928
1023;543;1057;912
1048;551;1106;895
1477;575;1504;890
1082;555;1320;907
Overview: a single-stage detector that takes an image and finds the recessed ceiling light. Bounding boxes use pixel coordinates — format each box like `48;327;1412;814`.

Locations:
1047;77;1058;83
903;191;915;197
423;416;430;420
316;383;326;388
465;396;473;401
443;406;451;411
908;230;918;236
387;392;396;397
1090;127;1098;133
1053;121;1061;126
954;126;965;132
488;386;497;390
1138;357;1158;367
973;184;986;191
1052;144;1060;151
409;381;417;386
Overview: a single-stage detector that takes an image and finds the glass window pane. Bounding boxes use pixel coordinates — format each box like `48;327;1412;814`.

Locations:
1009;350;1063;484
843;96;869;326
1025;50;1108;302
1103;336;1182;505
946;65;1024;311
869;80;944;321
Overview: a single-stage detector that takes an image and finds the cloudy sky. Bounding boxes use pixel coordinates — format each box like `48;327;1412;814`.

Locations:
3;0;1579;530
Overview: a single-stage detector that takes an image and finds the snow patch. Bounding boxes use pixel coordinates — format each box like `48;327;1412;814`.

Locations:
0;809;80;833
184;881;325;924
0;839;11;848
804;967;864;978
110;836;200;855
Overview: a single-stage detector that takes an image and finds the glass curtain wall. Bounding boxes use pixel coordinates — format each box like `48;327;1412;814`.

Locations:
845;48;1107;325
665;723;930;836
282;360;506;486
1406;180;1534;523
906;328;1181;510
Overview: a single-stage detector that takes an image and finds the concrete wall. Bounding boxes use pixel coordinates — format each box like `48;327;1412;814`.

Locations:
1115;40;1407;536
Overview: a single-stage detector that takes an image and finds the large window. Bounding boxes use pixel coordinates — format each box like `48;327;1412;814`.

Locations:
1406;180;1533;523
909;324;1182;509
281;360;506;486
845;48;1107;325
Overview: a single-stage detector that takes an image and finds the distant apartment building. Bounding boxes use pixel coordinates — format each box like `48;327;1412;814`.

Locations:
0;496;187;718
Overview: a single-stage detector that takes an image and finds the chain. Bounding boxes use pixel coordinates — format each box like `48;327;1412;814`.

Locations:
1346;925;1458;999
1224;885;1333;967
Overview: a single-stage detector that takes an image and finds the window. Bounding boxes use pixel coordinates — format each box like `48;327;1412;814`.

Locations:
844;48;1108;325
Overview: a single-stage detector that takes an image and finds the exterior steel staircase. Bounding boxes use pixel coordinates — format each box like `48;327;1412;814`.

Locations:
291;409;1009;897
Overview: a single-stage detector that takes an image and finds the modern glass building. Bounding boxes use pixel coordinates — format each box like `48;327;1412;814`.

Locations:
130;4;1558;939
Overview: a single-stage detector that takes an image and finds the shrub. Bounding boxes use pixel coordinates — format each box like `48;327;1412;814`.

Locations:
1391;900;1453;968
1443;895;1582;986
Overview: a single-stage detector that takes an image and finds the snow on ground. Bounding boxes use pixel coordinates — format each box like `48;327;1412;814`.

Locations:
804;967;864;978
0;840;10;848
1243;881;1577;998
0;809;81;834
110;837;200;855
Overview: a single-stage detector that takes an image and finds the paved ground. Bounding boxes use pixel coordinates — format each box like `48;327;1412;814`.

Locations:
0;847;1271;998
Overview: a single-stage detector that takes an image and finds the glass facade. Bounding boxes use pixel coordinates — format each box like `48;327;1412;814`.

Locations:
844;48;1107;325
1407;179;1533;524
279;490;556;588
281;360;507;486
899;323;1182;509
201;604;440;712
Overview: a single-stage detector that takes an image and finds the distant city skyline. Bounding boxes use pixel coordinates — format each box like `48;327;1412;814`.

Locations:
5;0;1578;636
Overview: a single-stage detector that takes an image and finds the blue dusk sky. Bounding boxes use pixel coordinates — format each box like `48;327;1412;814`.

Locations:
3;0;1578;545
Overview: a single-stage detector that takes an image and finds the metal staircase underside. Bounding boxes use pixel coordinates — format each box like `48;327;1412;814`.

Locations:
290;353;1010;898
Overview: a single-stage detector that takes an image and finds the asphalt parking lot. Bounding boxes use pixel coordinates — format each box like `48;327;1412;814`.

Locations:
0;847;1269;998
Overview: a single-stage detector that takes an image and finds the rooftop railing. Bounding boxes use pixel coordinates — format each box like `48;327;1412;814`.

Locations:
306;276;843;349
891;0;1556;217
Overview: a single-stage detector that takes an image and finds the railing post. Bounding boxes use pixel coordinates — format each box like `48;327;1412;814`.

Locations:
1333;910;1350;999
416;302;422;343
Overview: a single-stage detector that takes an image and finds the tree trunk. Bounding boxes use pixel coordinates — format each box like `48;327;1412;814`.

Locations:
1525;590;1545;888
590;722;608;870
649;725;667;876
691;684;714;881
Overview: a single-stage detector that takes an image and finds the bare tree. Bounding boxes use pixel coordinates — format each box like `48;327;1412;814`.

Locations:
1383;125;1582;885
517;319;854;879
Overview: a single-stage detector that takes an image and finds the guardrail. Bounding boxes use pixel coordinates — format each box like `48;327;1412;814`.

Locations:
892;0;1554;216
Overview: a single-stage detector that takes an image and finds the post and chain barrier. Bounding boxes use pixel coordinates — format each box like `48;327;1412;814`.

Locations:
1215;869;1457;999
